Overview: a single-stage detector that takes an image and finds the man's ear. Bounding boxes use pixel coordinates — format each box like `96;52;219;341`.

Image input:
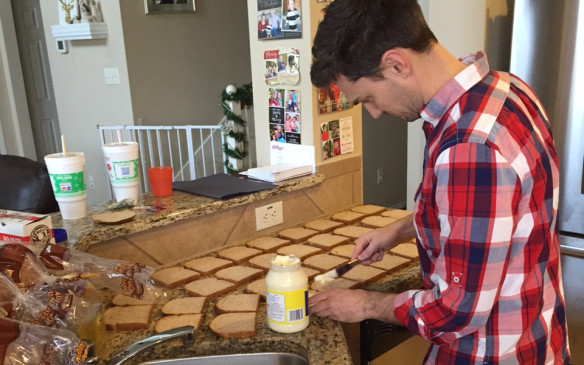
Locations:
381;49;410;77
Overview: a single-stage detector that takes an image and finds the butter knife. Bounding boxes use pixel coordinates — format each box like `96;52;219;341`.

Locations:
314;259;361;285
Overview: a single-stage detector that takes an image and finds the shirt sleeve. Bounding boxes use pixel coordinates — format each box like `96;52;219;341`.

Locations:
393;142;522;345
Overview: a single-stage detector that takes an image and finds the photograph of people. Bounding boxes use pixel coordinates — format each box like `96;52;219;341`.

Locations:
269;9;282;37
284;0;301;31
277;55;287;72
308;0;570;363
329;120;340;139
264;61;278;84
258;13;268;39
268;88;282;107
285;113;300;133
271;125;285;143
287;55;299;73
286;90;299;112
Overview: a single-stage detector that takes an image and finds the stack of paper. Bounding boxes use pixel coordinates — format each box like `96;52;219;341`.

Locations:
246;163;312;182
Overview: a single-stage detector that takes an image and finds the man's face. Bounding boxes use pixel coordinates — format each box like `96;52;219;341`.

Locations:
335;73;422;122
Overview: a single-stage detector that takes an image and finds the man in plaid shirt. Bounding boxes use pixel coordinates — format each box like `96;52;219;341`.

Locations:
308;0;571;363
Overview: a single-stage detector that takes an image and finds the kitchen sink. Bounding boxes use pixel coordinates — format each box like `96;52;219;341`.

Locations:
139;352;309;365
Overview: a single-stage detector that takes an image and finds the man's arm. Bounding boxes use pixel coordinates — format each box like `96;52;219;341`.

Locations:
309;289;399;324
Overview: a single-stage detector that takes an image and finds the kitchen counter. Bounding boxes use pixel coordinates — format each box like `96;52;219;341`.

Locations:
51;173;325;252
101;262;422;365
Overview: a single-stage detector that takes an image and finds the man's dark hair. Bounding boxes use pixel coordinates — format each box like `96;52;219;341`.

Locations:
311;0;437;87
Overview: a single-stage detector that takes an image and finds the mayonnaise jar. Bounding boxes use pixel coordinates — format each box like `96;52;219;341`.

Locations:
266;255;309;333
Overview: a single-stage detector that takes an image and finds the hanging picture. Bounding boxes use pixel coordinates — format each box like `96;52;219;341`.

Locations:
268;89;301;145
317;82;354;114
320;117;353;160
257;0;302;40
264;48;300;86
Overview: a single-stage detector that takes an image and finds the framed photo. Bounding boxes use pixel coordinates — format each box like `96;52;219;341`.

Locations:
144;0;196;14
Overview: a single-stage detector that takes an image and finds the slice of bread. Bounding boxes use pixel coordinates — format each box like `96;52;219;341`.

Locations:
183;256;233;275
245;278;266;300
214;266;264;286
341;265;387;285
246;236;291;252
350;204;387;216
370;254;411;273
303;253;348;272
104;304;154;330
151;267;201;289
184;277;236;300
161;297;207;315
330;244;356;259
333;225;373;240
381;209;413;219
209;312;257;339
91;210;136;225
154;314;203;334
330;211;366;224
217;246;262;264
248;252;277;271
307;233;350;250
215;293;260;314
276;244;322;260
303;219;344;233
278;227;319;243
310;277;360;292
111;294;155;306
302;267;320;281
360;215;398;228
390;243;419;260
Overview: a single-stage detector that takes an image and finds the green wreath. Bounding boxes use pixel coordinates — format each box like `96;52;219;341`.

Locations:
221;83;253;174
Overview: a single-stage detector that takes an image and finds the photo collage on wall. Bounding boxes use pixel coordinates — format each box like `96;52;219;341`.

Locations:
317;82;354;114
257;0;302;40
265;47;301;144
320;117;354;160
269;88;301;144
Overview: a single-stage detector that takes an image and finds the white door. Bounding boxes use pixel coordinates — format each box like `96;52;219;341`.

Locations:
12;0;61;161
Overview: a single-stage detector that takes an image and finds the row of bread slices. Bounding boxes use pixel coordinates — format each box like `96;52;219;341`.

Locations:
104;205;418;339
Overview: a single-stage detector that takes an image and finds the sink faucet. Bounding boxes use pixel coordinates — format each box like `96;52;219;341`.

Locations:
106;326;195;365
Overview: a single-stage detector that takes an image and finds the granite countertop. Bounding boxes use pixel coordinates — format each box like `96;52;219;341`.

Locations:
51;174;324;252
100;263;422;365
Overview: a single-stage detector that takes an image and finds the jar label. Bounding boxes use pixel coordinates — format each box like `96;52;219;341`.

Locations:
266;286;309;324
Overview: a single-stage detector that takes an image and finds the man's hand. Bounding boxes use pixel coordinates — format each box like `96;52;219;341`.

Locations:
353;215;416;265
309;288;398;324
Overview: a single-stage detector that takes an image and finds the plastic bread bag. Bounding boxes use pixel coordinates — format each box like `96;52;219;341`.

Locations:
36;242;166;302
0;317;95;365
0;272;102;336
0;241;55;288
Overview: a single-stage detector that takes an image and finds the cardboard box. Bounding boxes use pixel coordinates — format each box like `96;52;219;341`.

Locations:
0;210;55;244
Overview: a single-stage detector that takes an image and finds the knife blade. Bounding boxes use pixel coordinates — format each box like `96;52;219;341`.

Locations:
334;259;361;277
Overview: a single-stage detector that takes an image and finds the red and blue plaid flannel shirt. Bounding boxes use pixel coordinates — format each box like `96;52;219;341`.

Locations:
393;52;570;364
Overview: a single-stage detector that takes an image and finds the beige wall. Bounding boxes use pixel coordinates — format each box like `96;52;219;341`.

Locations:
120;0;252;126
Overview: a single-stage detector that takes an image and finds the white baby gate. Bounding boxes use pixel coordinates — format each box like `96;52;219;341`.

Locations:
97;124;226;196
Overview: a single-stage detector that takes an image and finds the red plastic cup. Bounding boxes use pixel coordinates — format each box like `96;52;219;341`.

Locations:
148;166;173;197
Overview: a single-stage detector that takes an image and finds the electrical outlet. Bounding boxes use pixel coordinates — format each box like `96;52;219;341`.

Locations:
104;68;120;84
255;201;283;231
87;175;95;189
377;168;384;184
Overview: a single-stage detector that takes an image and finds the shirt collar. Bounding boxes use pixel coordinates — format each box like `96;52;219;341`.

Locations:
419;51;490;128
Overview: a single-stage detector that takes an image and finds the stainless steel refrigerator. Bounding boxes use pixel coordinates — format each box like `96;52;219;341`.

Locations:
510;0;584;363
